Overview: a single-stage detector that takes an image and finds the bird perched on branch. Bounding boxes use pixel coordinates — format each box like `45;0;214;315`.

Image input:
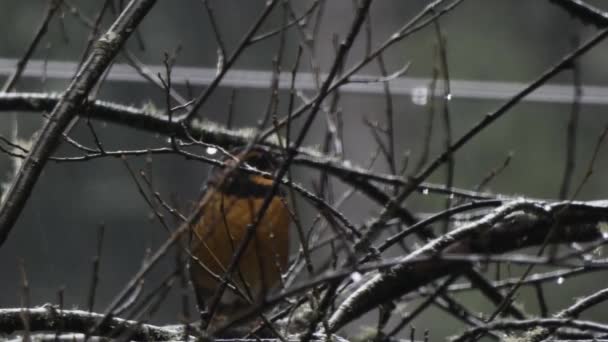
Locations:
188;146;290;328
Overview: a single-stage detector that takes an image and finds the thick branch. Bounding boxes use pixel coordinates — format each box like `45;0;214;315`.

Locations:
327;199;605;331
0;0;157;248
0;306;203;341
0;92;499;202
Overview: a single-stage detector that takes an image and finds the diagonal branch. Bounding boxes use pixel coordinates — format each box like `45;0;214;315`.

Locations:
549;0;608;27
0;0;157;248
327;199;605;331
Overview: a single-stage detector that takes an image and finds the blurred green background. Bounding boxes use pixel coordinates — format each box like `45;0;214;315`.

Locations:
1;0;608;340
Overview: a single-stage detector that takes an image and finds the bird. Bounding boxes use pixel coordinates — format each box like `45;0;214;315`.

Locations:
188;146;290;328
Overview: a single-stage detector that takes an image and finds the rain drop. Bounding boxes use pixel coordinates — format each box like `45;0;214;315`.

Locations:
422;188;429;195
446;93;453;101
206;146;218;155
350;272;363;282
556;277;564;285
449;193;455;199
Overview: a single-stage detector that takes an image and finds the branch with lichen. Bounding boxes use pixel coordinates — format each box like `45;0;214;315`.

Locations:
327;199;607;332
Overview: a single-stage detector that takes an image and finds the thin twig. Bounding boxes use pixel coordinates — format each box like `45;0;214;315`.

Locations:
1;0;61;92
559;35;582;199
87;224;105;313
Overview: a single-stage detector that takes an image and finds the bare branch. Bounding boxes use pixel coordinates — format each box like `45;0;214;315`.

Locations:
0;0;158;248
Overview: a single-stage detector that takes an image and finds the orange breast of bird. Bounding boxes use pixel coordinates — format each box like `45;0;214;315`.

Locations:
189;174;290;308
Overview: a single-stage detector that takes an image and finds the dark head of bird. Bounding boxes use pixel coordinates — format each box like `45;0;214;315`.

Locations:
208;146;283;198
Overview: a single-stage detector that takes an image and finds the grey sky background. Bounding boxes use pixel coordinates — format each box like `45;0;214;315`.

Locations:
1;1;608;339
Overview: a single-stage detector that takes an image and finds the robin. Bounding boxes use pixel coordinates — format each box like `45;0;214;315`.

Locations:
188;146;290;327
